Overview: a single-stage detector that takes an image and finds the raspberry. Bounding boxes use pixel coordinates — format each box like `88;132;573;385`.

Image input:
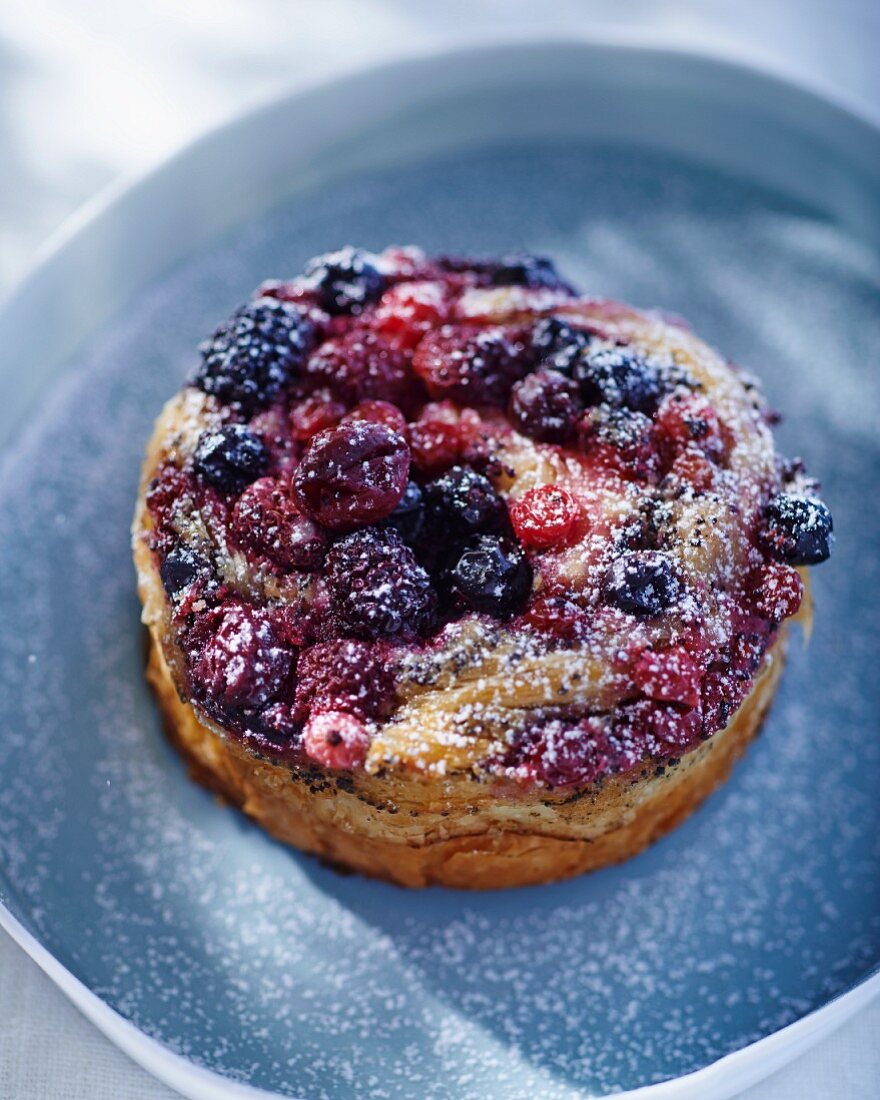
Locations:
305;326;414;405
288;389;346;442
294;639;394;720
656;393;726;463
325;527;437;639
189;602;294;710
292;421;410;531
341;400;408;437
230;477;327;572
574;346;663;413
303;711;370;770
449;535;532;619
412;324;533;406
605;552;680;617
761;494;833;566
509;486;581;549
193;297;315;410
506;716;612;788
509;369;583;443
579;407;660;481
408;401;468;475
634;646;701;707
375;281;449;348
524;595;588;642
754;561;804;621
193;425;268;493
302;247;387;315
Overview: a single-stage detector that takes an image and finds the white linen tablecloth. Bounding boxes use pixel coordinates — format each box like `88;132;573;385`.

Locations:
1;3;878;1097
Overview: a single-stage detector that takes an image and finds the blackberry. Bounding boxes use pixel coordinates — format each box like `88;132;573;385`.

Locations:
575;346;663;413
193;425;268;492
193;297;315;409
423;466;508;542
605;551;680;617
303;246;387;315
531;316;592;376
383;480;425;544
489;252;569;291
160;544;202;598
325;527;437;640
509;369;583;443
449;535;532;619
761;493;833;565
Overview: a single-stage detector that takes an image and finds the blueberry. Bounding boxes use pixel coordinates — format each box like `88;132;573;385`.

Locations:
762;494;833;565
575;347;663;413
449;535;532;618
489;252;569;291
605;551;679;616
193;297;315;410
325;527;437;639
423;466;509;542
531;316;592;376
193;425;268;492
383;480;425;544
160;545;202;598
303;247;387;315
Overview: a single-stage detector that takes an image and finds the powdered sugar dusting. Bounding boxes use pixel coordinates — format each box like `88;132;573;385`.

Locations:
0;143;879;1097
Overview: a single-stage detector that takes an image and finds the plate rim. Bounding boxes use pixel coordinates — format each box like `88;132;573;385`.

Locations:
1;34;879;1100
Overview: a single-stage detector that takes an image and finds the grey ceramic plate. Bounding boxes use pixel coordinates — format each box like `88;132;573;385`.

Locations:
0;42;879;1100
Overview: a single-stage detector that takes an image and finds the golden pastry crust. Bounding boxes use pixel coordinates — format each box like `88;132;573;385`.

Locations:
142;587;783;889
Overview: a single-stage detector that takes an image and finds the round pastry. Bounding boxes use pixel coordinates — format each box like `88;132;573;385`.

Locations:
133;246;833;889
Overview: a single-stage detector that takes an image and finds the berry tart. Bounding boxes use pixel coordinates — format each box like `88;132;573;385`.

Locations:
133;246;833;889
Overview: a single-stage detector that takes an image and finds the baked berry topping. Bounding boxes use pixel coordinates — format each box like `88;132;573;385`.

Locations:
342;400;408;437
574;346;663;413
193;297;315;410
423;466;509;542
230;477;327;572
408;401;474;475
304;327;413;406
292;421;410;531
509;369;583;443
412;324;532;406
193;425;269;492
160;544;203;598
382;479;425;544
294;638;394;720
302;246;387;315
145;246;834;785
754;561;804;622
634;647;701;707
325;527;437;640
509;486;581;549
604;551;680;617
189;602;294;710
489;251;570;291
531;316;593;376
761;493;833;565
449;535;532;617
580;407;659;481
303;710;370;770
289;389;346;442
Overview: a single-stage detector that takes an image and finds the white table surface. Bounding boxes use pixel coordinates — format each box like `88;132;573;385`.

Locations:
0;2;878;1097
